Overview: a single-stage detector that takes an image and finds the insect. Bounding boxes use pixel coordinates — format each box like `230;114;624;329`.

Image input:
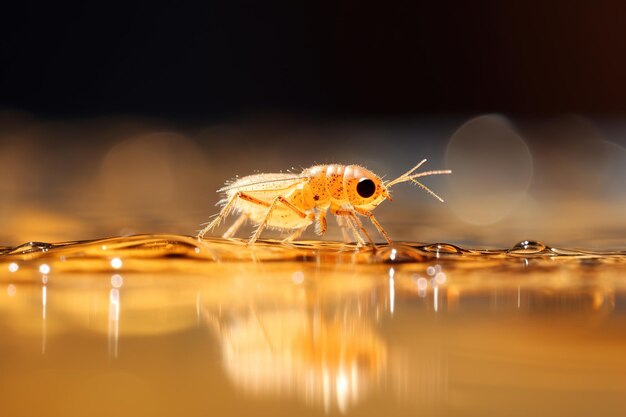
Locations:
197;159;451;246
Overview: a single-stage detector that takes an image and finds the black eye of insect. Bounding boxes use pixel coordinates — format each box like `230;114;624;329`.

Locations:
356;178;376;198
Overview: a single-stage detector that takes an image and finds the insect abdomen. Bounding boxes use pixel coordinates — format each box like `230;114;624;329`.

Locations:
301;165;332;207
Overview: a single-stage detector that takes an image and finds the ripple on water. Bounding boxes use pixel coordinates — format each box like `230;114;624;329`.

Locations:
0;235;623;274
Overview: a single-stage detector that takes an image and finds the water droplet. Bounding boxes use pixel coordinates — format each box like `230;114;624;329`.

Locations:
509;240;546;254
374;245;425;263
421;243;464;254
7;241;55;255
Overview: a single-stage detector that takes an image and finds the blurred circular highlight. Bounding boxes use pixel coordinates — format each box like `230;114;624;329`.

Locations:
445;115;533;225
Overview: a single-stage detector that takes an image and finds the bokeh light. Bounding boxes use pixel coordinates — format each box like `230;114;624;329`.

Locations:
445;114;533;226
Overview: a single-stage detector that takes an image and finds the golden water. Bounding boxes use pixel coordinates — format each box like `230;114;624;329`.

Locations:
1;236;625;417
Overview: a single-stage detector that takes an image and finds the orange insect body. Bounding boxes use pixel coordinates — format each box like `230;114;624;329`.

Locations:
197;160;451;246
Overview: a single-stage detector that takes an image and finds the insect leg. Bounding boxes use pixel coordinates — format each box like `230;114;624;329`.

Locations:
283;226;307;243
334;209;376;247
249;196;308;244
222;213;248;239
346;216;374;246
197;192;271;240
335;215;352;243
336;214;365;245
314;209;327;236
353;207;393;244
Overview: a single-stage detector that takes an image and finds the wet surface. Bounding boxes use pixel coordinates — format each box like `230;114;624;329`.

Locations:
1;236;625;416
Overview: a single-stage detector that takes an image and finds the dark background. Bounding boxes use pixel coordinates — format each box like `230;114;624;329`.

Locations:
1;2;625;247
2;2;626;120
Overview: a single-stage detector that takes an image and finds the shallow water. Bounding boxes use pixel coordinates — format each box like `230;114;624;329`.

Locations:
1;235;625;417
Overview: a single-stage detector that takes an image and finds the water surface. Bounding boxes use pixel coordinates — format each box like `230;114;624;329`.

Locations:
1;236;625;417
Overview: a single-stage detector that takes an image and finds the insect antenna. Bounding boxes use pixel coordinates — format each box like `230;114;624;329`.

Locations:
385;159;451;202
409;179;446;202
386;159;428;187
